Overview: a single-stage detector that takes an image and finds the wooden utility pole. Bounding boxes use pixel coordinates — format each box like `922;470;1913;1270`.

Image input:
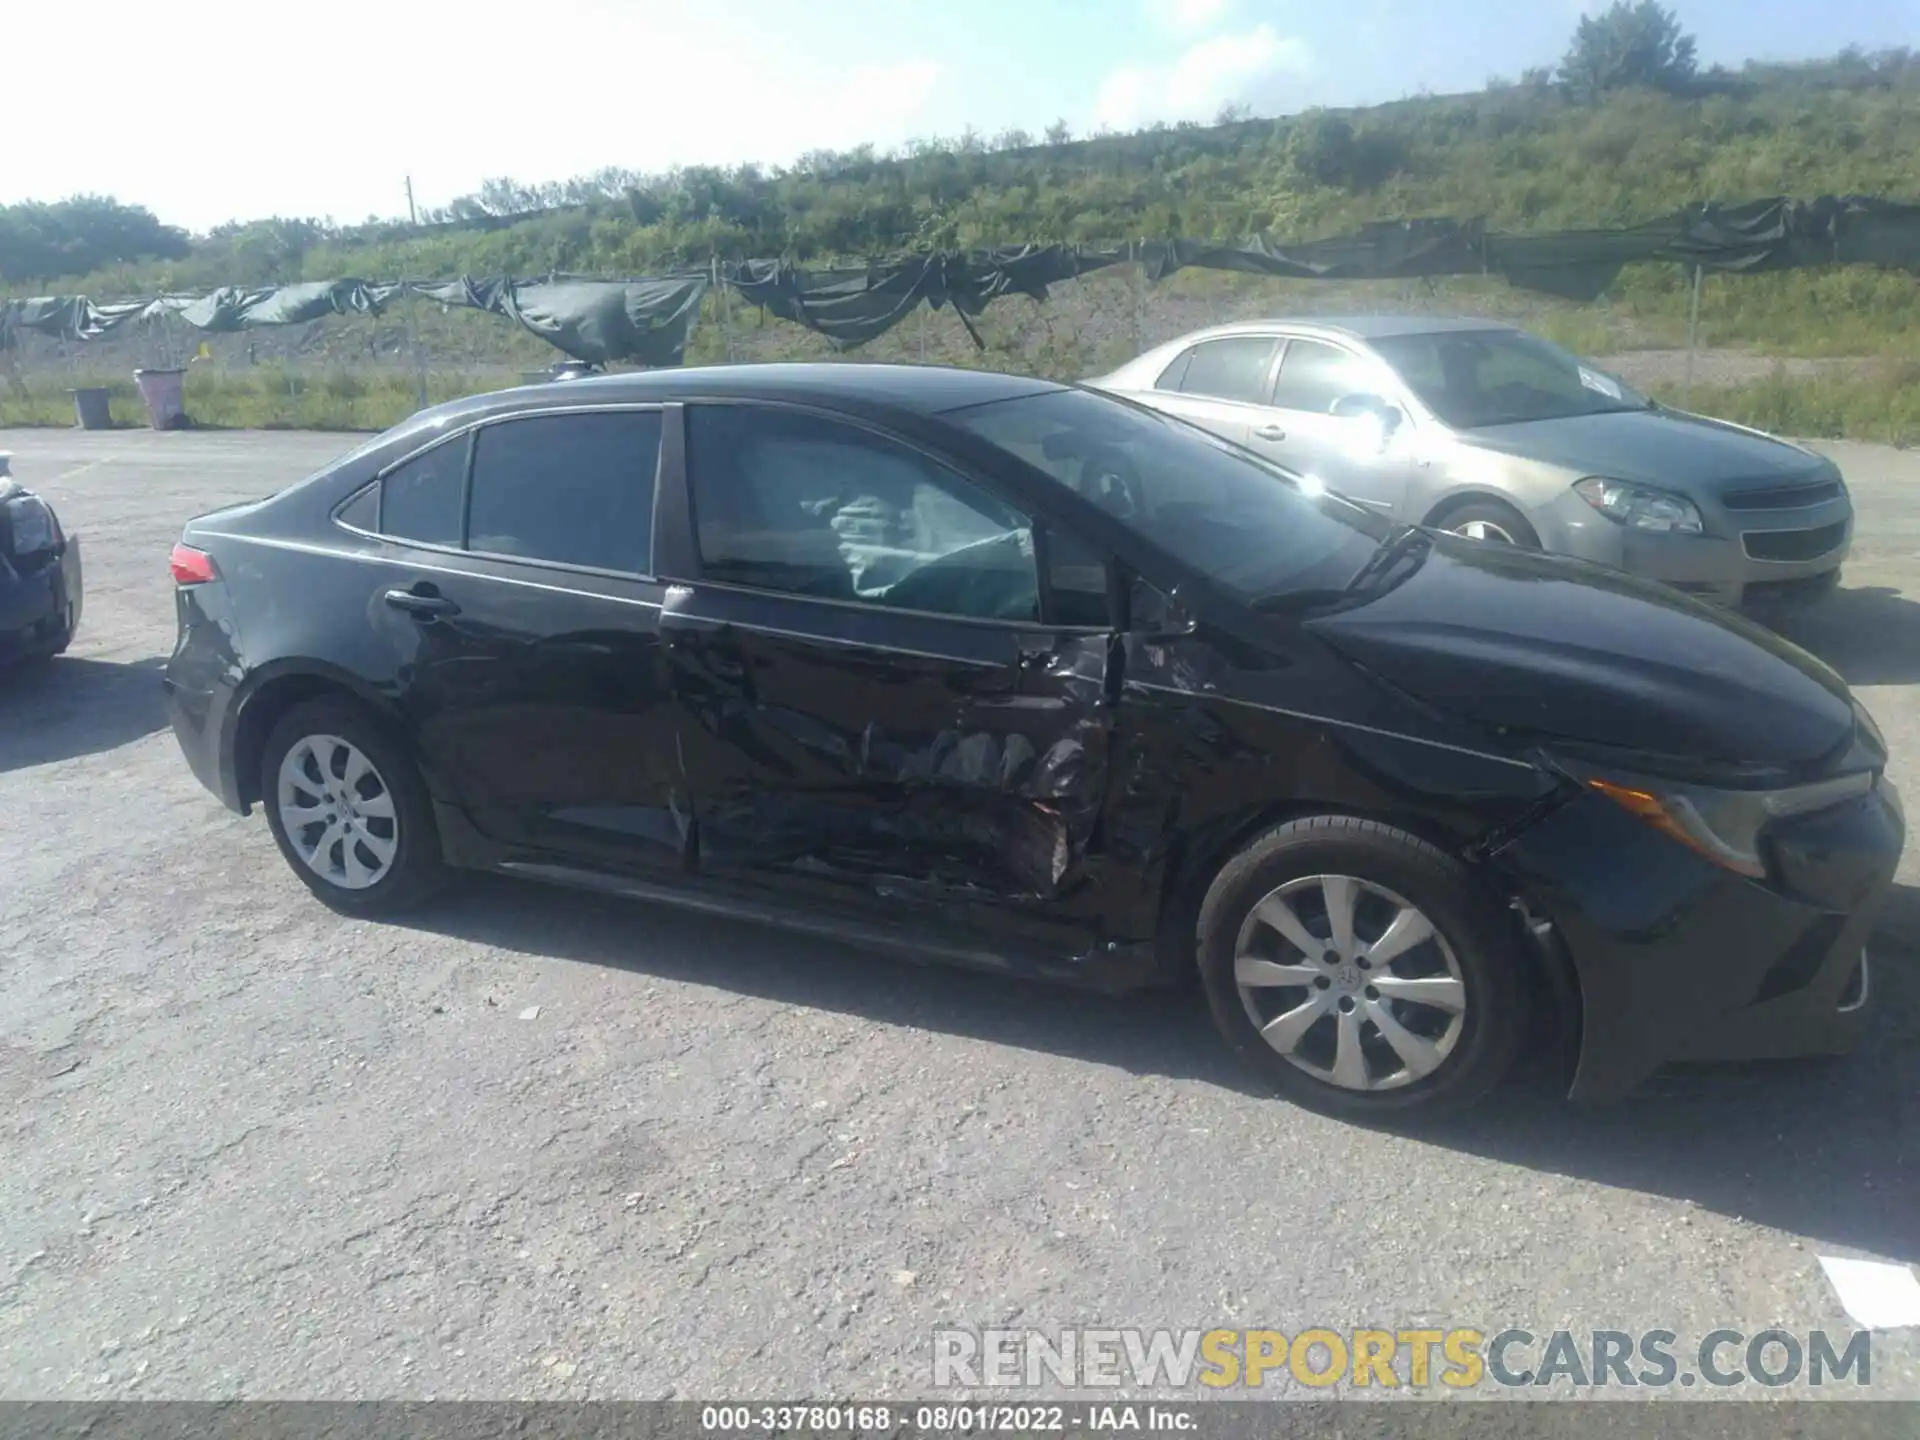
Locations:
405;176;418;227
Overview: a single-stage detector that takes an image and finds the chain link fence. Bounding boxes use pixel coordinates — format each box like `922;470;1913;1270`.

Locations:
2;265;1905;438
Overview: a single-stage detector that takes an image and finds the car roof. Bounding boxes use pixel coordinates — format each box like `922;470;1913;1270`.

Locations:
1175;314;1521;343
303;364;1078;493
372;363;1068;454
528;362;1060;413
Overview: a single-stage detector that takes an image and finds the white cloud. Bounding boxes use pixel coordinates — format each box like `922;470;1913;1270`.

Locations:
1094;24;1314;130
0;0;945;232
1145;0;1236;32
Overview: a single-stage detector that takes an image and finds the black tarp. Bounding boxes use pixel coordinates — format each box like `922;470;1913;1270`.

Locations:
169;279;401;331
6;193;1918;358
0;294;152;345
409;275;708;365
1139;218;1485;283
726;245;1121;349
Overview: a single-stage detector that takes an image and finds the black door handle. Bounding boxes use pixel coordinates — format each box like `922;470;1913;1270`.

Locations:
384;587;460;619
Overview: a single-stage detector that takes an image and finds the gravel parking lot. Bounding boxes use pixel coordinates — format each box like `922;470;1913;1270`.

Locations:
1;427;1916;1401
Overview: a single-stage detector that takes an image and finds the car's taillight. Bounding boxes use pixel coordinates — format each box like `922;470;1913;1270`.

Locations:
170;543;219;586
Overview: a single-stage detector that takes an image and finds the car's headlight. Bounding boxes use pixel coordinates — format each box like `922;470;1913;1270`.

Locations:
3;493;57;555
1572;477;1703;535
1556;757;1874;878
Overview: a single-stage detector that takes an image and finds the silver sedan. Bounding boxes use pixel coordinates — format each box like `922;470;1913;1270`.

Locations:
1087;317;1852;608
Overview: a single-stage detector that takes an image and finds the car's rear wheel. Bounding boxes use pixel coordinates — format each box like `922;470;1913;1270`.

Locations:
260;697;446;916
1196;816;1526;1119
1434;499;1540;548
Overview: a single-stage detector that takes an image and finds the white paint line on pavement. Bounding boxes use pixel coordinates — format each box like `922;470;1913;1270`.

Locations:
1819;1256;1920;1329
46;456;123;484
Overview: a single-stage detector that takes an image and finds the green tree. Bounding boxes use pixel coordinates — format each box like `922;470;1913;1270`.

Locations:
0;196;189;284
1559;1;1698;100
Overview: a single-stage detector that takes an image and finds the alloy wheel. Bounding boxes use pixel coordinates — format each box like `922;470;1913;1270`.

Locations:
276;733;400;890
1448;518;1519;544
1233;873;1467;1091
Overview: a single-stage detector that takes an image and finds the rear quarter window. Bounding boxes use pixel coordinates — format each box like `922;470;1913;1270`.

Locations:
336;485;378;531
378;439;467;546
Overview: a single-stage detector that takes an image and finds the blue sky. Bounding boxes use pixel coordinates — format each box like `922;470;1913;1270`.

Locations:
7;0;1915;232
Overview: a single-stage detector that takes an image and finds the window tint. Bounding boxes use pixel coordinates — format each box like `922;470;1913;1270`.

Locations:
337;484;378;531
467;411;662;572
948;387;1385;606
380;439;466;546
1043;526;1110;628
1270;339;1380;414
686;405;1039;623
1166;336;1277;405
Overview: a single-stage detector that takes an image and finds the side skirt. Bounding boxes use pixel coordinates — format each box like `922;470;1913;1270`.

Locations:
436;800;1157;994
496;859;1158;995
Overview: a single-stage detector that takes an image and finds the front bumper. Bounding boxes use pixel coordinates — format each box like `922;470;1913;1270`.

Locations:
1531;486;1852;608
1490;775;1905;1101
0;539;83;663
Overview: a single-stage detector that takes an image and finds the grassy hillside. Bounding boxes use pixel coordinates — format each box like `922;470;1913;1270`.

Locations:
4;44;1917;438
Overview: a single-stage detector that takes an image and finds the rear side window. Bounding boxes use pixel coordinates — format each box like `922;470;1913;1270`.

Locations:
1163;336;1278;405
379;440;466;546
467;411;662;573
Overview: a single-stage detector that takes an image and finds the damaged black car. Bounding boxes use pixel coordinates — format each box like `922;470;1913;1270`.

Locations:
161;365;1905;1116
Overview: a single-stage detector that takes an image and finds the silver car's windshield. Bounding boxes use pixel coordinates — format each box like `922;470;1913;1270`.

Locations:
1370;329;1651;429
946;387;1384;602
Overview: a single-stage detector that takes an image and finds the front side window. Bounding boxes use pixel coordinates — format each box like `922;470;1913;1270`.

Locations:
686;405;1040;623
467;410;662;572
378;439;466;546
1271;338;1386;414
1369;329;1650;429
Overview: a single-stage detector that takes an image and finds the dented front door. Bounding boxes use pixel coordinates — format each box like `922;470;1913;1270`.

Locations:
661;582;1111;945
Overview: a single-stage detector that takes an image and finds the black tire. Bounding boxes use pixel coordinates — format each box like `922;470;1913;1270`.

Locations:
260;696;447;916
1433;498;1540;548
1196;816;1526;1120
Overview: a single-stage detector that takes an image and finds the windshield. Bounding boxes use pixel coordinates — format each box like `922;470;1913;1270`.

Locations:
946;387;1384;603
1369;329;1651;429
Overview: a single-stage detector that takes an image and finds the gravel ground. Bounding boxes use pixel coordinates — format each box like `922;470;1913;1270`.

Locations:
0;428;1915;1403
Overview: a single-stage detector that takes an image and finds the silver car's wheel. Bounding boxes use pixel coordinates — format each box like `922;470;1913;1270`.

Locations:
276;733;400;890
1233;873;1467;1092
1449;518;1519;543
1435;500;1539;549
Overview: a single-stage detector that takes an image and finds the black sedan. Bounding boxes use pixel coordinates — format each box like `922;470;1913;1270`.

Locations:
0;452;83;666
160;365;1905;1116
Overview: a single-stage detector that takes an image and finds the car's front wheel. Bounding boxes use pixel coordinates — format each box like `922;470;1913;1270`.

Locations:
260;697;447;916
1196;816;1526;1119
1435;499;1540;548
